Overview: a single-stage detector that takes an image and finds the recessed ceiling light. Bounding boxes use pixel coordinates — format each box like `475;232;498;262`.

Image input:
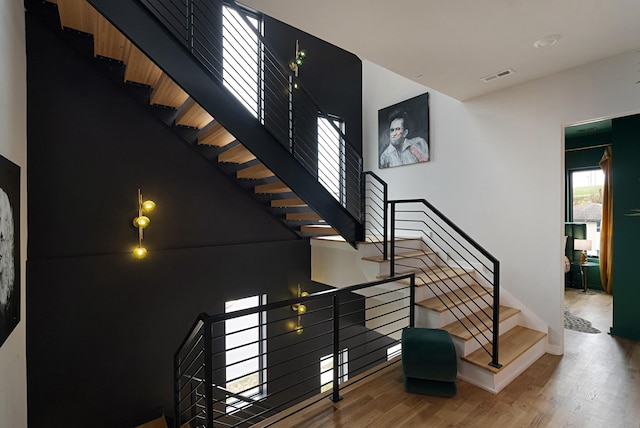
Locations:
534;34;561;48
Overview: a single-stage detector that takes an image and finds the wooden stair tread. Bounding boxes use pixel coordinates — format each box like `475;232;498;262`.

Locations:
198;122;236;147
415;282;490;312
286;212;322;221
134;416;168;428
462;325;547;373
442;305;521;340
255;181;291;194
362;249;434;263
124;44;162;87
301;225;337;235
175;98;214;129
94;14;130;62
150;73;188;108
218;144;256;164
271;198;306;208
57;0;97;34
237;163;274;179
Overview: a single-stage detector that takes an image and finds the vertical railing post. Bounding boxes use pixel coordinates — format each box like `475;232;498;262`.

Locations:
203;320;214;428
174;354;181;428
409;273;416;328
331;293;343;403
187;0;194;52
382;182;388;261
360;172;366;235
489;261;502;369
389;201;395;276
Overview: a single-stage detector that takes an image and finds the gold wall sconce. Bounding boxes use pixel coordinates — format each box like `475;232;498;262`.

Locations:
132;189;156;259
288;39;306;78
292;284;309;335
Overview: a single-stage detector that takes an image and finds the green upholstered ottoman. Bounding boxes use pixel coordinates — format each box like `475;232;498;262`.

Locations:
401;327;457;397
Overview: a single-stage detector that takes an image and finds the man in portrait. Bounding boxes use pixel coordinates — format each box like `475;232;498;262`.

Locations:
379;108;429;168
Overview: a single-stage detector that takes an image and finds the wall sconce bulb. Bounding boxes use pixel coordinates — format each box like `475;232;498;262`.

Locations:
142;200;156;213
133;215;150;229
132;189;156;259
133;246;147;259
297;304;307;315
294;325;303;335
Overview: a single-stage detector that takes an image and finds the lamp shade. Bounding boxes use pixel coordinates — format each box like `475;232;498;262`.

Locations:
574;239;592;251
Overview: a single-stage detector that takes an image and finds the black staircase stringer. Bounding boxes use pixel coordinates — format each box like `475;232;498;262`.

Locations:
88;0;362;245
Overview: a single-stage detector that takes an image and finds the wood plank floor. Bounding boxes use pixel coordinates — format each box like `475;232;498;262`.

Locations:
268;288;640;428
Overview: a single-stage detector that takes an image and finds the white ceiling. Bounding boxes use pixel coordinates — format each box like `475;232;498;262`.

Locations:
239;0;640;101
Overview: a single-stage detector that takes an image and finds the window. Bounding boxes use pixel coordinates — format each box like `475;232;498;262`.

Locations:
570;169;604;256
222;5;262;119
225;295;266;412
317;116;345;203
387;343;402;360
320;348;348;393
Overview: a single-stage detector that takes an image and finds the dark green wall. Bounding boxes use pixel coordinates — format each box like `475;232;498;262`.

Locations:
566;115;640;339
610;114;640;340
564;134;609;290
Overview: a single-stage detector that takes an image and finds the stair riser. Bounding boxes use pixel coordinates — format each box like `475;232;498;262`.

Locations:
415;293;492;328
457;336;546;393
376;256;439;276
451;312;523;357
357;239;425;259
413;273;477;301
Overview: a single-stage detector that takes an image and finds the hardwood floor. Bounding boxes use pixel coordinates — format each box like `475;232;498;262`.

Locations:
269;288;640;427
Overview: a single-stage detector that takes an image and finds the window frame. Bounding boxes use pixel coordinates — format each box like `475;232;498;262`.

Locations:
224;294;267;414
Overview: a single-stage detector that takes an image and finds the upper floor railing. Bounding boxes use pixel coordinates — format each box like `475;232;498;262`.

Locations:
137;0;363;221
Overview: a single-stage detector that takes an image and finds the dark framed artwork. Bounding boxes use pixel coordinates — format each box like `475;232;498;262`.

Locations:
0;153;19;349
378;92;430;169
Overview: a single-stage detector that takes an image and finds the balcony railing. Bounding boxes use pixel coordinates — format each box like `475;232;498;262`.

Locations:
174;274;415;427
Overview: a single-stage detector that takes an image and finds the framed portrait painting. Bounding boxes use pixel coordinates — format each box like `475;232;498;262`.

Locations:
378;92;430;169
0;153;19;349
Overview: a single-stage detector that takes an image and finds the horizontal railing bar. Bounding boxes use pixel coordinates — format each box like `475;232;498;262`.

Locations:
391;199;498;265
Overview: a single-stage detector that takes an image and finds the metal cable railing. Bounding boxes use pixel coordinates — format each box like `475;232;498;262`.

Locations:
138;0;363;220
174;274;415;427
388;199;501;368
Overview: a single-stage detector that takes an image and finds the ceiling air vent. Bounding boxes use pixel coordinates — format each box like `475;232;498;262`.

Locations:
481;68;515;83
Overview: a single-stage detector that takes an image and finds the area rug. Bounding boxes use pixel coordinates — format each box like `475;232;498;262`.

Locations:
564;306;601;334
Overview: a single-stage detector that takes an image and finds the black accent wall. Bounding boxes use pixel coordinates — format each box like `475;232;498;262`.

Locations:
25;12;311;428
263;16;363;156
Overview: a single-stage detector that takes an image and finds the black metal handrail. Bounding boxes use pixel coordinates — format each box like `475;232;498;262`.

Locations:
136;0;363;221
388;199;501;368
174;274;415;427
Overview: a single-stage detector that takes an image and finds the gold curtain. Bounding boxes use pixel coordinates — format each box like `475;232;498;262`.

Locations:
599;146;613;294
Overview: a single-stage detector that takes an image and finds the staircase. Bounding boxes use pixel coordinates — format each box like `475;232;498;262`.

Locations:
311;236;548;393
36;0;345;239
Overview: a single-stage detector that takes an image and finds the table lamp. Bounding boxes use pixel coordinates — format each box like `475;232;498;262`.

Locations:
574;239;592;264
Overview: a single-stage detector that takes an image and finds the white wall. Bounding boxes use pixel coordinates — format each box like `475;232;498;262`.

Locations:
363;50;640;352
0;0;27;426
